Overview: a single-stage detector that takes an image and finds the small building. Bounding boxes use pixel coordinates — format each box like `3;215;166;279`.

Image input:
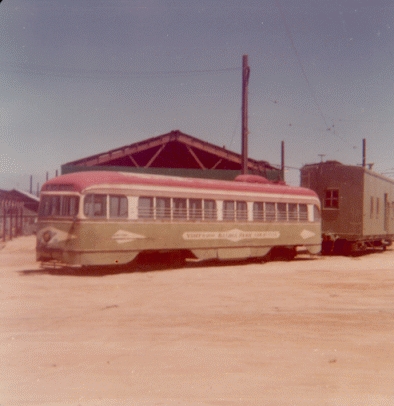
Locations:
0;189;39;241
62;130;282;181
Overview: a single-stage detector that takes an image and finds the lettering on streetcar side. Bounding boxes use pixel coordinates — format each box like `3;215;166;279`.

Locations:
183;229;280;242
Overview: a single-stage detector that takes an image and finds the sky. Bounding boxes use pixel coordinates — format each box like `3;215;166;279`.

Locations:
0;0;393;191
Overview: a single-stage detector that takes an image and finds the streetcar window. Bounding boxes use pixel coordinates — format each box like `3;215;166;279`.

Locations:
313;205;321;222
51;196;61;216
84;194;107;217
204;199;216;220
223;200;235;221
189;199;202;220
253;202;264;221
156;197;171;219
173;198;187;220
277;203;287;221
39;195;80;217
61;196;79;217
299;204;308;221
236;201;247;221
324;189;339;208
47;196;60;216
138;196;153;219
109;195;128;218
40;196;60;216
288;203;298;221
265;202;276;221
38;197;50;217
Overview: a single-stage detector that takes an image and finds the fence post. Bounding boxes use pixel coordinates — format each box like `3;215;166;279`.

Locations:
1;201;5;242
9;202;13;241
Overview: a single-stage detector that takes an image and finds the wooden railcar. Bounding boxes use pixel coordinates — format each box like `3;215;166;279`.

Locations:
301;161;394;254
36;171;321;267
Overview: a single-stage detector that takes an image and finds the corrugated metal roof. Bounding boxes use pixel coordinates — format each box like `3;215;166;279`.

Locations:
63;130;278;174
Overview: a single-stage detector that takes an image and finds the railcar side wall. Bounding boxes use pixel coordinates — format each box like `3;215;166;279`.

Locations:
363;171;394;237
301;163;363;238
301;162;394;242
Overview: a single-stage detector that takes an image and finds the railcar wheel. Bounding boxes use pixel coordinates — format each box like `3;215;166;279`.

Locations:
270;247;296;261
343;241;353;256
321;240;334;255
333;239;349;255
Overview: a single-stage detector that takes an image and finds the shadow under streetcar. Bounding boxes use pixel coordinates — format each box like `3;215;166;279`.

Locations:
20;247;318;277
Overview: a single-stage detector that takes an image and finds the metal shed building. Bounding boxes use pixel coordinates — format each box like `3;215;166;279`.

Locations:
62;130;282;181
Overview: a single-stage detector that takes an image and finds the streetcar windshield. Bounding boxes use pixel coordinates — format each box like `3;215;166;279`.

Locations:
38;195;80;217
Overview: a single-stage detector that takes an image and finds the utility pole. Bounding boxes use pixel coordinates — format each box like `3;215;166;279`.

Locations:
241;54;250;175
281;141;285;181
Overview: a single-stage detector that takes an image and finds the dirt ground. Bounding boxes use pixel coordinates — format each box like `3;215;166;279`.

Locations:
1;236;394;406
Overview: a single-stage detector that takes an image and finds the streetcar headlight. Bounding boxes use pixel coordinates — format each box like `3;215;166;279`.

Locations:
43;230;53;243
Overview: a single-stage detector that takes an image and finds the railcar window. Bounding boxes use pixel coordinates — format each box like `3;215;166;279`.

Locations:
39;195;79;217
173;198;187;220
265;202;276;221
39;196;60;216
38;197;50;217
44;184;75;192
376;197;380;219
288;203;298;221
109;195;128;218
138;196;153;219
277;203;287;221
132;196;316;223
189;199;202;220
236;201;247;221
84;194;107;217
61;196;79;217
313;205;321;222
52;196;61;216
299;204;308;221
324;189;339;208
223;200;235;221
253;202;264;221
204;199;217;220
156;197;171;219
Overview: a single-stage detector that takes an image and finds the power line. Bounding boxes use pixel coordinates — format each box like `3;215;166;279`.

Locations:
275;0;329;130
2;62;241;79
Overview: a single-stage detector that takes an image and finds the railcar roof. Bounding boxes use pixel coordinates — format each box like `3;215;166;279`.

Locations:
301;161;394;185
42;171;317;197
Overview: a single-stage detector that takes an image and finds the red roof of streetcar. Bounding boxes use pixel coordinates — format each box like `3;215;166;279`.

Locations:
41;171;317;198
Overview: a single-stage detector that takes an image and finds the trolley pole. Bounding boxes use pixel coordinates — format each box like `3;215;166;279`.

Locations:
241;55;250;175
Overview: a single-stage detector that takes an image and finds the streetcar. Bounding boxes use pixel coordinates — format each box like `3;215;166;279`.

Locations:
36;171;321;267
